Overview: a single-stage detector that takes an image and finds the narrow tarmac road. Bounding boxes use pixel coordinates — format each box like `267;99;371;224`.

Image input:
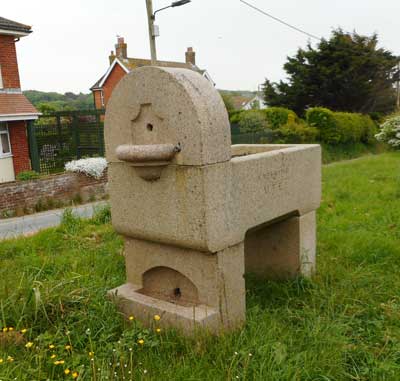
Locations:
0;201;107;240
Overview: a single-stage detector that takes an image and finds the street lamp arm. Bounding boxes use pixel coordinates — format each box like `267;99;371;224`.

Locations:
153;5;172;19
153;0;191;19
172;0;191;6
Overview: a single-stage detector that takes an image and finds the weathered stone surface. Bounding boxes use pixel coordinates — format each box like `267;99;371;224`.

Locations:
108;283;221;334
109;238;245;333
245;211;316;279
109;144;321;253
105;67;231;166
105;66;321;334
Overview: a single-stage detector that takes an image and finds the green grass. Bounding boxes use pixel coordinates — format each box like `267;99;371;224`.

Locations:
1;153;400;380
321;142;388;164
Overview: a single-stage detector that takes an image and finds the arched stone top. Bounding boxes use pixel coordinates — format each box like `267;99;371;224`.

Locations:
105;66;231;166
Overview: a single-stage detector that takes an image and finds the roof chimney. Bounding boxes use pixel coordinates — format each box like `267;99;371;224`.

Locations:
185;47;196;66
115;37;127;59
109;50;116;65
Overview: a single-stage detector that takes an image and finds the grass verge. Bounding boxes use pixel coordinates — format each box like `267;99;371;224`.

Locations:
321;142;388;164
1;153;400;380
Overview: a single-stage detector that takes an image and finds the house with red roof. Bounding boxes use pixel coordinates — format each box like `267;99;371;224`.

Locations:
91;37;214;110
0;16;39;183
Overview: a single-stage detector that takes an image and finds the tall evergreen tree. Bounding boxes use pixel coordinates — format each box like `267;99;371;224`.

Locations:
263;29;399;115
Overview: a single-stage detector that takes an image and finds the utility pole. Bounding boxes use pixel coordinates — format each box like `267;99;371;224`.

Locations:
397;60;400;111
146;0;157;65
145;1;191;65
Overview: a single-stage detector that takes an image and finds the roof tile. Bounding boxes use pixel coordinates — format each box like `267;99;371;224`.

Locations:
0;17;31;34
91;57;203;90
0;93;39;116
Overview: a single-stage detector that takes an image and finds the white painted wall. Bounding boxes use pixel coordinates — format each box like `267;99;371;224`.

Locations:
242;94;268;110
0;157;15;183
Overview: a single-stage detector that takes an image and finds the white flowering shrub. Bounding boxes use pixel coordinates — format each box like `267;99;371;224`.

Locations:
65;158;107;179
375;116;400;148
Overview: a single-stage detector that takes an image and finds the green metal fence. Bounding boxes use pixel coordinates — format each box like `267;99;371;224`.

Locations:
29;110;105;174
231;131;273;144
230;123;274;144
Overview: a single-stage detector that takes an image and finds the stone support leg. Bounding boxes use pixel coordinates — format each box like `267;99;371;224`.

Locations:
244;211;316;279
108;238;246;334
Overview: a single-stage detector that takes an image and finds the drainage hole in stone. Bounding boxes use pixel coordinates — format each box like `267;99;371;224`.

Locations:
174;288;181;298
147;123;154;131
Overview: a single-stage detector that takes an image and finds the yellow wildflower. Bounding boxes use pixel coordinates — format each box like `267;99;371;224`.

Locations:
129;316;134;321
64;369;71;375
153;315;161;321
0;358;3;364
156;328;162;333
8;327;14;331
88;351;94;357
50;354;57;359
65;345;72;350
54;360;65;365
25;342;34;349
2;327;8;332
138;339;145;345
49;344;55;349
7;356;14;362
21;328;27;334
72;371;79;379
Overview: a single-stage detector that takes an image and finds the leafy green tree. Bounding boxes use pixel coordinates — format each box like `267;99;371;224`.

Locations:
238;110;268;133
37;102;58;114
220;93;235;113
263;29;399;115
250;99;260;110
24;90;94;111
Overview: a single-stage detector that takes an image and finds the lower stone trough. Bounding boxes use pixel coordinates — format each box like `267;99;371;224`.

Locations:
105;66;321;334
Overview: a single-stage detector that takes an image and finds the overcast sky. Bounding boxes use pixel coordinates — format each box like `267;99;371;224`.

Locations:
2;0;399;93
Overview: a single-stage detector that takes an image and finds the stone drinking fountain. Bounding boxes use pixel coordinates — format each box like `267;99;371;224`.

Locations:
105;66;321;334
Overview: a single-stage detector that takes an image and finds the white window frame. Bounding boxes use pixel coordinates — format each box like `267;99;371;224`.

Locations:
0;122;12;158
100;90;105;108
0;64;3;89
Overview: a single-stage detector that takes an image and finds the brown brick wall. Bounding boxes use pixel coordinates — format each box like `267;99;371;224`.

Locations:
8;120;31;175
93;90;103;110
102;64;126;107
0;171;108;217
0;35;21;88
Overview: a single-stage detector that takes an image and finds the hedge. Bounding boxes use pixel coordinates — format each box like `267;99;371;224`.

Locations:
229;110;245;125
229;107;297;130
360;114;378;144
263;107;298;129
306;108;339;143
272;120;319;144
229;106;377;145
306;107;377;144
237;110;268;133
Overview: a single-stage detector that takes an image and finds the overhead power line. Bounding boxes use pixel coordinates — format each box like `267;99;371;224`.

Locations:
239;0;321;41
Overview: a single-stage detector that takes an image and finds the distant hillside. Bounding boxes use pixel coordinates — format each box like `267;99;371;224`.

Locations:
24;89;256;113
219;89;256;98
24;90;94;112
